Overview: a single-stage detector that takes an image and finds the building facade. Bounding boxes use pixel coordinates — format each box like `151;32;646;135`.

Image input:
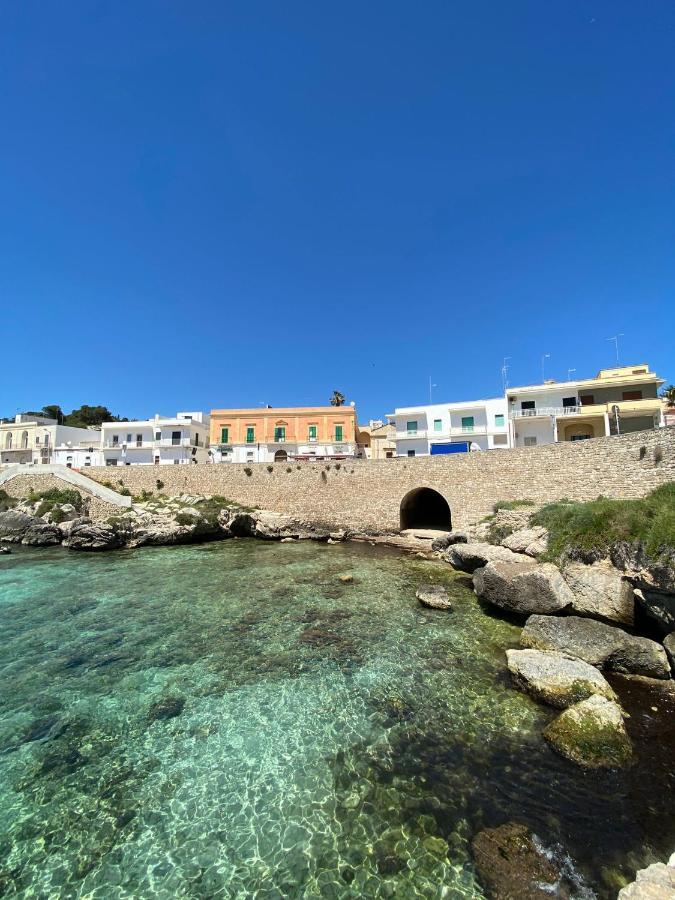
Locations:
357;420;397;460
100;413;210;466
507;365;665;448
209;406;358;463
387;398;510;456
0;415;100;466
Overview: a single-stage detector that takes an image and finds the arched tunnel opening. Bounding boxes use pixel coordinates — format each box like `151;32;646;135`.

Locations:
399;487;452;531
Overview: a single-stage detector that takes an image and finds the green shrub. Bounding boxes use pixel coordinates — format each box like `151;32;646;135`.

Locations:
639;445;647;460
244;467;253;477
531;483;675;561
492;499;535;513
118;487;131;497
28;487;83;512
266;465;274;473
175;512;197;526
48;507;68;524
156;479;164;490
654;445;663;465
133;489;154;502
286;467;292;473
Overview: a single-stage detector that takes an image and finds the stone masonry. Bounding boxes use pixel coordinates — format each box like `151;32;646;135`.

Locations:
3;427;673;531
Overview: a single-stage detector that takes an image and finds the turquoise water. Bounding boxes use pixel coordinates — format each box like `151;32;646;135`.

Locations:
0;541;673;899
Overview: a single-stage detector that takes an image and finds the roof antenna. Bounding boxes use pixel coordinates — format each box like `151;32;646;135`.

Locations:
501;357;511;392
567;368;576;381
428;375;437;404
541;353;551;383
606;334;624;365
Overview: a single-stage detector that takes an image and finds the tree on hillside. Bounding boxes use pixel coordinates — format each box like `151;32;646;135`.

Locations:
330;390;345;407
64;405;128;427
660;384;675;406
42;405;65;424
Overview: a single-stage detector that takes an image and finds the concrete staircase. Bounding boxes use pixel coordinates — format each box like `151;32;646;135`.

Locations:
0;464;132;508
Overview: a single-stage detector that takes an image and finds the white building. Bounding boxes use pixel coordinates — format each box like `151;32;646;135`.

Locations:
507;365;665;448
0;415;100;466
100;412;210;466
387;398;510;457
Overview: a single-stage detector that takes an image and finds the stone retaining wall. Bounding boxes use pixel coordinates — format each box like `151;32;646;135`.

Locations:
3;427;673;530
3;475;121;521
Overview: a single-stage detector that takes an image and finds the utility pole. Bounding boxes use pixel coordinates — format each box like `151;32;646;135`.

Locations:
606;334;624;365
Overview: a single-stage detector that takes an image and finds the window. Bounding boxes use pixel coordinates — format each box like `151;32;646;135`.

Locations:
106;459;118;466
562;397;577;412
495;414;505;427
246;426;255;443
571;433;591;441
126;433;132;442
580;395;595;406
246;451;254;459
524;436;537;447
520;401;535;414
406;421;417;434
622;390;642;401
174;459;180;465
220;427;229;444
112;435;119;446
155;431;161;441
85;457;91;466
461;416;474;432
335;425;343;442
4;433;12;449
274;426;286;442
308;424;317;441
171;431;181;446
136;434;143;446
493;434;508;445
433;419;442;432
407;449;416;457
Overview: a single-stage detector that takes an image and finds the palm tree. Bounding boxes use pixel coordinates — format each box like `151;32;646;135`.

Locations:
660;384;675;407
330;390;345;407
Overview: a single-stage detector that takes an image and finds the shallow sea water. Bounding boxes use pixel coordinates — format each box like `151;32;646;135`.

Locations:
0;540;673;899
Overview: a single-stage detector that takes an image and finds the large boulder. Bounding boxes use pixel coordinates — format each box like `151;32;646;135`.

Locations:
21;523;62;546
445;542;524;573
543;695;632;768
431;532;467;551
473;559;574;615
64;524;123;551
664;632;675;674
521;615;671;679
415;585;453;610
506;649;616;709
0;509;38;543
618;854;675;899
501;526;548;558
471;822;562;900
562;561;635;626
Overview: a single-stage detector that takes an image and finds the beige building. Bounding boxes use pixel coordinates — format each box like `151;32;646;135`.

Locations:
0;415;99;466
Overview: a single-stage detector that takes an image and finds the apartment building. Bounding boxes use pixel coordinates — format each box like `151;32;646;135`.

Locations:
507;364;665;448
0;415;100;466
100;412;210;466
387;398;510;456
209;406;358;463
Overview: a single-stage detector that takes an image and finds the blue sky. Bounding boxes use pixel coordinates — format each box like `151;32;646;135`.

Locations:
2;1;673;421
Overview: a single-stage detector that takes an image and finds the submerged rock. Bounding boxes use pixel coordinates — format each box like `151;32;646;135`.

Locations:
506;649;616;709
415;585;453;610
563;561;635;626
618;853;675;899
471;822;560;900
148;697;185;722
521;615;671;679
474;559;574;616
445;542;523;573
543;695;632;768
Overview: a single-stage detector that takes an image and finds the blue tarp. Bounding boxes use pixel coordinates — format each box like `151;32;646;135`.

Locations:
430;442;471;455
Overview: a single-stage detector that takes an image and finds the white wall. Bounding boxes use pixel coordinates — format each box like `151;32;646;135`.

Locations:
391;397;510;455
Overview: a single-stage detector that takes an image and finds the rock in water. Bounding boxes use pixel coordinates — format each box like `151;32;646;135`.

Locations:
506;649;616;708
521;615;671;679
148;697;185;722
471;822;560;900
21;524;62;546
432;532;467;552
543;695;632;768
444;542;524;573
562;561;635;626
473;559;574;615
618;854;675;899
0;510;39;543
415;585;453;610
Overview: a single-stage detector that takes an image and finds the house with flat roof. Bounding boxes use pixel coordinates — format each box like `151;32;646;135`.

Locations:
100;412;209;466
0;415;100;466
209;406;358;463
387;398;510;457
507;364;665;448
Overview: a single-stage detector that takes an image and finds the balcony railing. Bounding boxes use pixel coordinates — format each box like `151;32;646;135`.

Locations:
510;406;581;419
104;438;195;449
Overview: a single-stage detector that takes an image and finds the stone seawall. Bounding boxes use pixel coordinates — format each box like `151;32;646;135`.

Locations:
46;427;675;531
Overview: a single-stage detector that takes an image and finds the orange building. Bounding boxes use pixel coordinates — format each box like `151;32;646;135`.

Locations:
209;406;358;463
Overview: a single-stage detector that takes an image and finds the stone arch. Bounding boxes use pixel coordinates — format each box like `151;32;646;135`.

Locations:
274;449;288;463
21;430;29;449
400;487;452;531
5;432;12;449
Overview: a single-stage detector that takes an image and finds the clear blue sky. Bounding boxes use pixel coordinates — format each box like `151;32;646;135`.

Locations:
2;2;673;421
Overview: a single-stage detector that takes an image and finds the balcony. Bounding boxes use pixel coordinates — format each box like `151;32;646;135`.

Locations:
510;406;581;419
104;438;194;450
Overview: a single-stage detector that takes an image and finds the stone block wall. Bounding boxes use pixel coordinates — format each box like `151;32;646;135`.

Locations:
40;426;674;531
2;474;121;521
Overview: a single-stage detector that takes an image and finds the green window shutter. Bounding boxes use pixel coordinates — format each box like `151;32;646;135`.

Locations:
335;425;343;441
275;427;285;442
406;421;417;433
434;419;442;431
495;414;504;427
246;427;255;443
221;427;229;443
461;416;474;429
308;425;317;440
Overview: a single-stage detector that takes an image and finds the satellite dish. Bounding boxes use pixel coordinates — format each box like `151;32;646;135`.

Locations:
349;401;356;407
